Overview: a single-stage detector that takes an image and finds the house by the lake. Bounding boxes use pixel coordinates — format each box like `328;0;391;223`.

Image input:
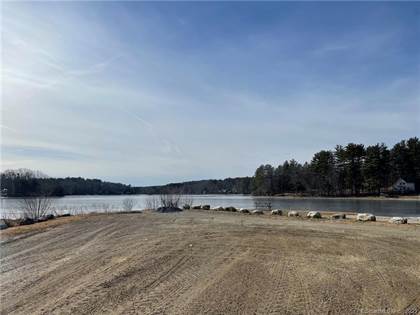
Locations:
391;178;415;193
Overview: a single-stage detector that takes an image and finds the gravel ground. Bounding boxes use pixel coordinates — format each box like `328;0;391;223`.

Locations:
1;210;420;315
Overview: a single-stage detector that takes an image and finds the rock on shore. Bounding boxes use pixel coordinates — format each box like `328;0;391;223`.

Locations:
307;211;322;219
156;207;183;213
389;217;408;224
331;213;346;220
357;213;376;222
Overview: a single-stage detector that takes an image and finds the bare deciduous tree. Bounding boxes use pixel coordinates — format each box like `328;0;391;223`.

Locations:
19;196;53;219
122;198;136;211
181;195;194;209
96;203;113;213
145;195;159;210
144;194;192;210
159;194;181;208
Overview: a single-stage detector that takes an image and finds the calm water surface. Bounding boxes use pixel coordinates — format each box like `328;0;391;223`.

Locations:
1;194;419;218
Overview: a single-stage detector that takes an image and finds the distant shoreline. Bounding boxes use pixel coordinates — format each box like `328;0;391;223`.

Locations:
263;195;420;201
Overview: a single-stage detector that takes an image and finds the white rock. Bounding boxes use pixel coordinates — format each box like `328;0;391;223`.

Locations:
271;209;282;215
252;209;263;215
307;211;322;219
288;211;299;217
389;217;407;224
356;213;376;222
239;208;249;213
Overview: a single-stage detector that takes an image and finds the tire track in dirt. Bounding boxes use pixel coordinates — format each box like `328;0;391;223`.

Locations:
0;222;122;314
179;249;278;314
73;250;186;314
359;243;394;312
292;261;314;315
128;255;195;314
160;244;248;314
125;234;248;314
257;257;290;314
87;229;237;314
403;295;420;315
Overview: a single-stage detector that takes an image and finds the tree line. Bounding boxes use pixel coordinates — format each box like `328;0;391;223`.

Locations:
1;169;132;197
1;137;418;197
0;169;251;197
133;177;253;195
252;137;419;196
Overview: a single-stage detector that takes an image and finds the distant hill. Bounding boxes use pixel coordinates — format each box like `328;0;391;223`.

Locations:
0;169;132;197
0;169;252;197
133;177;252;195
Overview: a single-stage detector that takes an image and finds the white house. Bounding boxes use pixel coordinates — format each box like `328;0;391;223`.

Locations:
391;178;415;193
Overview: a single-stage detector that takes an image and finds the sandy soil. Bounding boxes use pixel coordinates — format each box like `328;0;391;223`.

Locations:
0;216;84;238
1;210;420;315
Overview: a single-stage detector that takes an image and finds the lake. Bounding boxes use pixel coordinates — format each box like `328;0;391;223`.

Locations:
1;194;419;218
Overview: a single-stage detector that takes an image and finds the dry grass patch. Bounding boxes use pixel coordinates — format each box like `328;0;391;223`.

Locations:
0;215;84;239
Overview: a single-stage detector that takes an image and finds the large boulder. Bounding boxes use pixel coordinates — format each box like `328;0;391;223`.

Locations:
288;211;299;217
239;208;250;214
37;214;55;222
225;206;237;212
183;204;191;210
0;219;8;230
156;207;183;213
307;211;322;219
331;213;346;220
271;209;282;215
202;205;211;210
213;206;224;211
389;217;408;224
356;213;376;222
19;218;35;225
192;205;201;210
252;209;264;215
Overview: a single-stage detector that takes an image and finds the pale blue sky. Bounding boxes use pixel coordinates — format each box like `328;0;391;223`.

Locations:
1;2;419;185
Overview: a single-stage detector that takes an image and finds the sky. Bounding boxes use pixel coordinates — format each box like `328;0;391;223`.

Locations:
1;2;419;186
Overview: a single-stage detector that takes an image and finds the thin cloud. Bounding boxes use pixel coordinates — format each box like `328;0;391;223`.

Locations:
2;144;91;161
120;108;184;156
3;29;124;89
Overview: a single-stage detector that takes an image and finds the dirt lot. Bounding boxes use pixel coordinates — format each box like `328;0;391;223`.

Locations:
1;210;420;315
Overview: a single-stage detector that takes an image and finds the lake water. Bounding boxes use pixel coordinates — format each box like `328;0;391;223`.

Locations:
1;194;419;218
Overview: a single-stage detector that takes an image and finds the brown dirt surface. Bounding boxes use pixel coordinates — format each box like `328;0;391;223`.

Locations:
1;211;420;315
0;215;84;239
